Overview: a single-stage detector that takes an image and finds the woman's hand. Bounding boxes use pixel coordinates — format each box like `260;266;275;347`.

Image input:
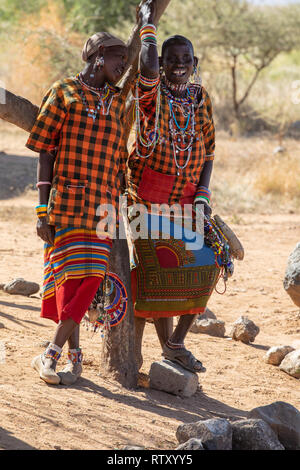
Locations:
195;201;212;219
36;218;55;245
137;0;157;25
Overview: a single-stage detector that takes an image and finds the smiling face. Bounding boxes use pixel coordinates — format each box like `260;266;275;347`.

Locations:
161;40;197;86
101;45;128;85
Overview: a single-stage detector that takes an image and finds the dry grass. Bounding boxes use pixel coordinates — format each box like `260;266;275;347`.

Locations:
211;133;300;216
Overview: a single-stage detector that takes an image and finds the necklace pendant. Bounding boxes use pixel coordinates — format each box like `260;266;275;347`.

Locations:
177;171;180;176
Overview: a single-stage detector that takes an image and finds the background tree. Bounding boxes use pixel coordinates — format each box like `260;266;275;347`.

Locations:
160;0;300;128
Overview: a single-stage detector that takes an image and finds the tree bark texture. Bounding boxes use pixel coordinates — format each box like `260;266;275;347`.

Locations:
102;238;137;387
0;0;172;389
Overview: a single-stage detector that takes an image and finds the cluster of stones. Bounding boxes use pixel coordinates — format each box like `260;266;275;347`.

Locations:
122;402;300;451
190;309;260;345
175;402;300;450
265;345;300;379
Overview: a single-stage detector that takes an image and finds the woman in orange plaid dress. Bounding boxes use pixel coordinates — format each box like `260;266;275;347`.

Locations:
128;1;222;373
26;33;128;386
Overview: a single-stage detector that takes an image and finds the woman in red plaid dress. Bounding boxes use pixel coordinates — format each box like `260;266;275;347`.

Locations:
26;33;128;385
128;1;221;373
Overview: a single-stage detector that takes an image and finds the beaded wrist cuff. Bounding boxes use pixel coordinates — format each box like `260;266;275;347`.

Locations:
35;204;48;219
140;23;157;46
194;187;211;205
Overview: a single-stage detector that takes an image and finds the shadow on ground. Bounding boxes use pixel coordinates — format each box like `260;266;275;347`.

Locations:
70;376;248;424
0;427;36;450
0;153;36;199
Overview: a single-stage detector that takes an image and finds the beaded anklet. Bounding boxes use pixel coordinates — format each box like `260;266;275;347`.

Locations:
68;348;83;364
44;343;62;362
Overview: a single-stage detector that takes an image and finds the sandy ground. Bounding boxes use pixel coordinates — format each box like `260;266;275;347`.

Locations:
0;127;299;450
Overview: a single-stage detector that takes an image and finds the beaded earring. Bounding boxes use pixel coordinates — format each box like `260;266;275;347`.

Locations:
95;56;104;68
193;65;202;86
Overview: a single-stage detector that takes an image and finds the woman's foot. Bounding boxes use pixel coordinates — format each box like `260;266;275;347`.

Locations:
162;340;206;374
31;344;62;385
57;348;83;385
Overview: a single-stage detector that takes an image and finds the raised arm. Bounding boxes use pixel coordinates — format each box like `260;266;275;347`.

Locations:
138;0;160;82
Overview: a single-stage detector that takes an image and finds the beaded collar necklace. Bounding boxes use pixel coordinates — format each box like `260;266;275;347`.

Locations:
164;77;188;94
75;73;115;119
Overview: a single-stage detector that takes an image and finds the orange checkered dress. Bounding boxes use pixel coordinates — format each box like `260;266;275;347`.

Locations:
127;76;220;319
27;77;127;229
127;77;215;208
26;76;127;323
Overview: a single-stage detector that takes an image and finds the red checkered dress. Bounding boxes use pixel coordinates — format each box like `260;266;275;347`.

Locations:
127;76;215;209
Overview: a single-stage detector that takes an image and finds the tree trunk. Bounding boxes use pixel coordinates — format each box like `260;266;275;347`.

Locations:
101;238;137;387
0;89;38;132
0;0;172;389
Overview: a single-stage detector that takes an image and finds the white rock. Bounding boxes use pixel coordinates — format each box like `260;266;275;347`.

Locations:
265;345;295;366
229;316;259;343
279;349;300;379
190;318;225;337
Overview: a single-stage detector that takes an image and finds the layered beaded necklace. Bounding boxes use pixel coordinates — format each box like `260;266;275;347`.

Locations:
76;73;115;120
134;78;199;175
162;80;197;176
135;83;161;159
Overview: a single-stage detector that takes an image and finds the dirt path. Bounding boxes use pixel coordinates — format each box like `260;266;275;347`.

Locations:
0;138;299;450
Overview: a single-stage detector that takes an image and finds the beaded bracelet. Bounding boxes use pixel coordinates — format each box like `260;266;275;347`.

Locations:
194;186;211;205
35;204;48;219
140;23;157;46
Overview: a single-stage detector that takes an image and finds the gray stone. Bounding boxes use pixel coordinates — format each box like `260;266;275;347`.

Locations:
283;242;300;307
176;418;232;450
4;278;40;296
279;349;300;378
232;419;284;450
149;360;198;398
190;318;225;337
265;345;295;366
202;308;217;320
176;438;205;450
0;322;5;329
229;316;259;343
122;445;145;450
249;401;300;450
